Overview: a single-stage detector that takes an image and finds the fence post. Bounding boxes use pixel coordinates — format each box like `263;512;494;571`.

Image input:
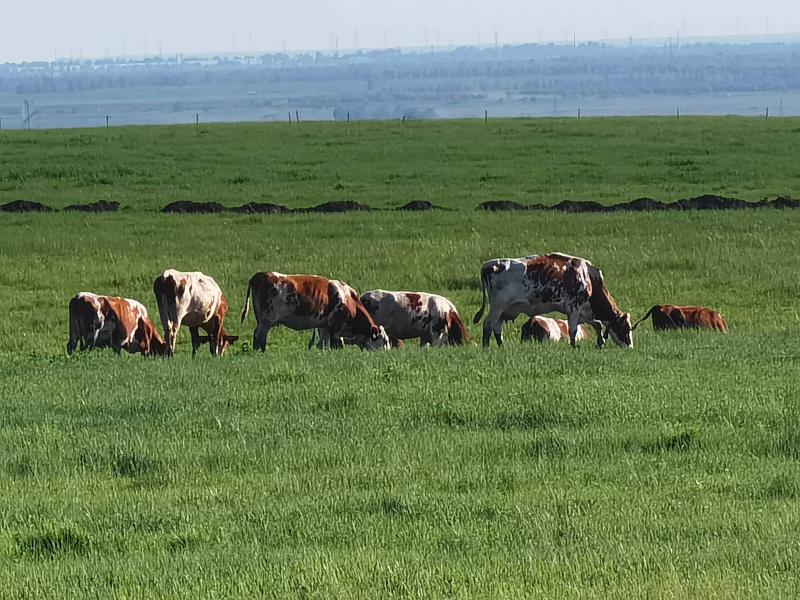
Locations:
346;112;350;123
765;107;769;120
106;115;109;128
577;108;581;119
196;113;199;126
676;107;680;120
288;112;292;123
295;110;300;123
484;109;488;124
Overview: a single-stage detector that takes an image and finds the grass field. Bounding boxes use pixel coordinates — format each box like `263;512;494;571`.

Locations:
1;118;800;597
2;117;800;210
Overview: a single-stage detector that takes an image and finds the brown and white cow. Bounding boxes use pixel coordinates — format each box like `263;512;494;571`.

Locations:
359;290;470;347
67;292;166;355
153;269;238;356
473;253;633;349
240;272;390;351
633;304;729;333
521;315;591;344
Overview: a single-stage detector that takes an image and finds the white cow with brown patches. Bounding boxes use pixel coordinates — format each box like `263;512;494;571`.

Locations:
359;290;470;347
521;315;591;344
473;252;633;349
153;269;238;356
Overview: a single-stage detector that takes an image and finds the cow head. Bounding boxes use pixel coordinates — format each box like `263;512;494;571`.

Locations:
606;312;633;349
134;318;168;357
219;334;239;355
356;324;391;351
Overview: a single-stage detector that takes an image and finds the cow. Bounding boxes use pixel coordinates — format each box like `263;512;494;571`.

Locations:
152;269;238;356
521;315;591;344
67;292;166;355
359;290;470;347
473;252;633;349
633;304;729;333
240;272;390;351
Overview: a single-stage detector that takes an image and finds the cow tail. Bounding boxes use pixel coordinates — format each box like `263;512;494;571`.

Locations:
240;276;254;324
632;305;657;330
447;311;470;346
472;264;492;324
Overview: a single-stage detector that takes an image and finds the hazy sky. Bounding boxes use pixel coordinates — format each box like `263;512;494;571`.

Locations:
3;0;800;62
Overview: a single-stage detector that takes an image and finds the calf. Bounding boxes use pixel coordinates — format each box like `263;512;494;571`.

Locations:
153;269;238;356
240;272;390;351
521;315;591;344
473;252;632;349
633;304;729;332
360;290;470;347
67;292;166;355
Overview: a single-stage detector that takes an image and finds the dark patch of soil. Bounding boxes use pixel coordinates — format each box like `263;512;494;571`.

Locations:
757;196;800;209
1;200;53;213
230;202;291;214
478;200;528;211
673;194;750;210
64;200;120;212
306;201;372;213
161;201;227;214
550;200;606;213
611;197;669;211
396;200;441;211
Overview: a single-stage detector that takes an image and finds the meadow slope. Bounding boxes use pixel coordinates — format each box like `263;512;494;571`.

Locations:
1;119;800;597
2;117;800;210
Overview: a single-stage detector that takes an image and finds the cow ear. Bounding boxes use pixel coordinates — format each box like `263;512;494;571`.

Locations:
176;279;187;296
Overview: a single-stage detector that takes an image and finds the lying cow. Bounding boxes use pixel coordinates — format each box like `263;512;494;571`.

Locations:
153;269;238;356
360;290;470;347
473;252;632;349
633;304;729;333
521;315;590;344
240;272;390;351
67;292;166;355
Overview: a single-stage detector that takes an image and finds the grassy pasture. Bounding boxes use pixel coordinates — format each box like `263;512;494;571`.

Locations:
1;119;800;596
2;117;800;209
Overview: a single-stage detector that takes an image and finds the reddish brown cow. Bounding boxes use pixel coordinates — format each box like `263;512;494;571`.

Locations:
633;305;729;332
67;292;166;355
240;272;390;351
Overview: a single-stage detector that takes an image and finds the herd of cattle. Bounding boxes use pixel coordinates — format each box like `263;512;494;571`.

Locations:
66;253;728;357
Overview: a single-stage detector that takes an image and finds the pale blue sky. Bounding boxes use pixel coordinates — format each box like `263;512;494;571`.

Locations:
3;0;799;62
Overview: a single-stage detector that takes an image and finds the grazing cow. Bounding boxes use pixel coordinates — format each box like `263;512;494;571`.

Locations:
473;252;633;349
359;290;470;347
67;292;166;355
240;272;390;351
521;315;590;344
633;304;729;333
153;270;238;356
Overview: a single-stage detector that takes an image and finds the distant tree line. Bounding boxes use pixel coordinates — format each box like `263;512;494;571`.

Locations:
3;42;800;100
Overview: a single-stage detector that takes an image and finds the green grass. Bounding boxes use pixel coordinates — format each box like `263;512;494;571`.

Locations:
1;118;800;596
1;117;800;210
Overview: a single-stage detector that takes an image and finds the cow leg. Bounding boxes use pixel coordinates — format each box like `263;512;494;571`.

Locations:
208;319;226;357
482;308;505;347
253;321;271;352
567;312;582;348
589;320;605;349
189;326;202;356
